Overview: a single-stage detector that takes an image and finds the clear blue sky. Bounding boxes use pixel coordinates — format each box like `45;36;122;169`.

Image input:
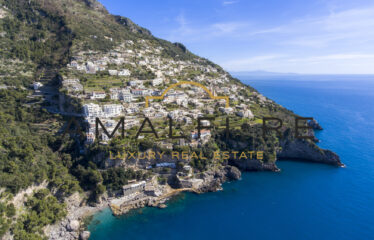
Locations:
99;0;374;74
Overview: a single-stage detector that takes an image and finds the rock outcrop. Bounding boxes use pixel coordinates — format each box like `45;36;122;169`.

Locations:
278;130;342;166
225;165;241;180
114;16;152;35
80;231;91;240
67;220;80;232
308;119;323;130
230;158;279;172
82;0;107;13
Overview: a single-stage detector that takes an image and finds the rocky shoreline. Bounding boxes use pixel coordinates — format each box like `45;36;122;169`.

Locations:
278;130;343;167
46;137;342;240
46;165;242;240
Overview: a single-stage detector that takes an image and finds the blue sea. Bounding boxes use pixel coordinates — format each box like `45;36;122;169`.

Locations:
88;76;374;240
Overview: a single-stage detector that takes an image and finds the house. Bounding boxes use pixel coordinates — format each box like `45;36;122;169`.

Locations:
108;69;118;76
200;120;210;127
143;107;154;118
206;108;215;115
125;119;139;129
168;110;181;119
97;65;106;71
112;58;124;65
118;69;131;76
128;80;140;87
176;98;188;108
103;104;123;117
155;110;167;118
91;91;106;99
122;181;146;197
184;117;192;124
86;61;97;74
219;107;234;115
131;89;144;96
126;107;138;114
110;92;119;100
70;61;78;68
33;82;43;90
152;78;163;86
120;93;133;102
191;129;211;139
86;132;95;144
83;103;102;117
236;109;254;119
156;162;176;168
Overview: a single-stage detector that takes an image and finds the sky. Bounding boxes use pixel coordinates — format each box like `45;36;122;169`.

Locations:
98;0;374;74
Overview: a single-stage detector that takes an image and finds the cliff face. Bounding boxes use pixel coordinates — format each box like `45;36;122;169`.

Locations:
114;16;152;36
230;158;279;172
82;0;107;13
278;130;343;166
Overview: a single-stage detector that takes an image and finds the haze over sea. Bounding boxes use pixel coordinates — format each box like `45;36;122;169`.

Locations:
88;75;374;240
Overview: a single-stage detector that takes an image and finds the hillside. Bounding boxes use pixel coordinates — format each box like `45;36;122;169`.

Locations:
0;0;341;239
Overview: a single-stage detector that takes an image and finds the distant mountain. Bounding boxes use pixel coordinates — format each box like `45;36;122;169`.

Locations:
230;70;299;77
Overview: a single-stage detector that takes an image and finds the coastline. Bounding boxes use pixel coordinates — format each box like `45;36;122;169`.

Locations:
47;144;342;240
46;165;242;240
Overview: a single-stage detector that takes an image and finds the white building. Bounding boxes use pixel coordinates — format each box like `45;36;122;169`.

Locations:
219;107;234;115
129;80;140;87
237;109;254;119
86;132;95;144
69;61;78;68
110;92;119;100
200;120;211;127
123;181;146;196
176;99;188;108
152;78;163;86
191;130;211;139
131;89;144;96
108;69;118;76
184;117;192;124
118;69;131;76
121;93;133;103
156;163;176;168
86;61;97;74
33;82;43;90
103;104;123;117
83;103;102;117
91;91;106;99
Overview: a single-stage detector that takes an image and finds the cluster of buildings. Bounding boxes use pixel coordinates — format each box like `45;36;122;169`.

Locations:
63;39;261;146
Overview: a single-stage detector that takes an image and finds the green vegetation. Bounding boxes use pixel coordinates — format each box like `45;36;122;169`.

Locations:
0;202;15;237
0;89;80;195
0;88;81;238
1;0;73;66
13;189;66;240
102;168;149;193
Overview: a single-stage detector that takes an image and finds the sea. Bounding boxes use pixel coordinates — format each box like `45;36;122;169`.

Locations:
88;75;374;240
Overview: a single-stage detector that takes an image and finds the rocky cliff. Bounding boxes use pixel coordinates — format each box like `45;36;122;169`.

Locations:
278;130;343;166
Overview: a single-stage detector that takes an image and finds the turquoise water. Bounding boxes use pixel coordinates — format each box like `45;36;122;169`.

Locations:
88;77;374;240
